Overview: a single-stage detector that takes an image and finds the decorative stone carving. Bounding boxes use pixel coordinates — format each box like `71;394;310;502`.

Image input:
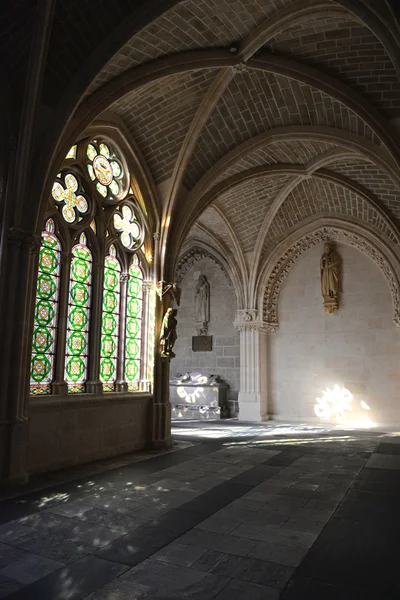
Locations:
234;309;277;333
156;281;181;308
195;275;210;335
232;62;248;74
321;242;340;314
160;308;178;358
176;247;229;284
8;228;41;253
263;227;400;329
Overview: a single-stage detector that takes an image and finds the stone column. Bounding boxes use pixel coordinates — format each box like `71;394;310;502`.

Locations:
0;229;41;481
86;261;103;393
149;233;172;449
234;309;278;422
51;251;71;395
115;272;128;392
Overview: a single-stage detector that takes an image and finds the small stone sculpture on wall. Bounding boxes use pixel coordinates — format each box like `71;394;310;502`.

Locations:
194;275;210;335
160;308;178;358
321;242;341;314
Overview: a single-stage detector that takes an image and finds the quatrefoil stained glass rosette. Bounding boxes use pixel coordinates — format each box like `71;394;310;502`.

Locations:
86;142;128;200
113;205;143;250
52;173;88;224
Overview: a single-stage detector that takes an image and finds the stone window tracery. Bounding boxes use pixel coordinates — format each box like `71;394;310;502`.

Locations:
30;137;153;396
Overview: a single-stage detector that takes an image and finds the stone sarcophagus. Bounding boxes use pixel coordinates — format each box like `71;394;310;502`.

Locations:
170;373;230;420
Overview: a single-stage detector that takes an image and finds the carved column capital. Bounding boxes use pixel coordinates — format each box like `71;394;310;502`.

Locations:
234;309;278;333
142;280;153;292
7;228;41;254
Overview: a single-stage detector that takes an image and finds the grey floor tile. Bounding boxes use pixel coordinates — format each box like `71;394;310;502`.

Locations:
74;508;146;534
365;454;400;470
122;559;229;598
282;517;326;535
233;522;284;542
0;554;63;584
96;508;203;566
0;545;30;569
2;555;128;600
248;530;317;567
0;574;23;599
0;522;36;545
9;522;124;564
214;578;279;600
176;529;257;556
82;578;150;599
153;543;207;567
195;516;242;534
192;549;294;589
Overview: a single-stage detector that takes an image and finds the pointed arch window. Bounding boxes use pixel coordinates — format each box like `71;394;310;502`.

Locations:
100;245;121;391
31;137;154;398
125;256;143;391
65;233;92;393
30;219;61;395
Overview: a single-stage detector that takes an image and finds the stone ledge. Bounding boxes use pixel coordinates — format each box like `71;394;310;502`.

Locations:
30;392;153;411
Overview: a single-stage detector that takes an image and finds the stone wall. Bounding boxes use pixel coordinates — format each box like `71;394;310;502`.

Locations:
28;393;152;473
173;258;239;414
270;243;400;425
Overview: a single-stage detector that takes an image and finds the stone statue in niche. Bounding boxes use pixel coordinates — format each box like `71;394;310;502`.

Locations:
160;308;178;358
321;242;340;314
194;275;210;335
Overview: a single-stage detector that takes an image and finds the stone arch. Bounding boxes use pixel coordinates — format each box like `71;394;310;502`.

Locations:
176;245;231;287
260;222;400;329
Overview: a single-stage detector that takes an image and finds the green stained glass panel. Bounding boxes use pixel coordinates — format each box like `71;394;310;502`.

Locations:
30;228;61;395
65;240;92;390
99;143;110;158
96;182;107;197
100;252;121;390
109;180;119;196
125;258;143;386
111;161;121;178
87;144;97;161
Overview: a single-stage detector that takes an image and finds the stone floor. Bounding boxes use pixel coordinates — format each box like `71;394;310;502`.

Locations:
1;420;400;599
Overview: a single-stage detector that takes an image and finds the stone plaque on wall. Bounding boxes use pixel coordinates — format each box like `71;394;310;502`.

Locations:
192;336;213;352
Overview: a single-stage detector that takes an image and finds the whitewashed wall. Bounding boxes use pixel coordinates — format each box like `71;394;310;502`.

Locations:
270;243;400;426
173;258;240;413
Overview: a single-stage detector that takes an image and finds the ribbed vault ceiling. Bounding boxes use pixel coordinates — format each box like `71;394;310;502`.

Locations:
84;0;400;291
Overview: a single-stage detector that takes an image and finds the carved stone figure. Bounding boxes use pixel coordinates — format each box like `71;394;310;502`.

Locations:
156;281;181;309
321;242;340;314
195;275;210;334
160;308;178;358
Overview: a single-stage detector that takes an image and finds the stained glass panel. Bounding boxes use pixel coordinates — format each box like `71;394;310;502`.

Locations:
52;173;88;223
65;233;92;393
125;256;143;390
66;145;77;159
30;220;61;395
100;246;121;391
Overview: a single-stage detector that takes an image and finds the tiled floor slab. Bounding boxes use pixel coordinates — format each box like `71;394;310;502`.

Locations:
121;559;229;598
365;453;400;470
1;421;398;599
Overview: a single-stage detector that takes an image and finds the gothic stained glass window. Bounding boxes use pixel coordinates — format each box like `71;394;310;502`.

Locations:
30;220;61;395
113;205;142;250
65;233;92;393
52;173;88;223
86;141;126;200
125;255;143;391
100;246;121;391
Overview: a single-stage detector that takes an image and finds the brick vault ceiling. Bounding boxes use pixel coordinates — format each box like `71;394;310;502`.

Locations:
85;0;400;265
